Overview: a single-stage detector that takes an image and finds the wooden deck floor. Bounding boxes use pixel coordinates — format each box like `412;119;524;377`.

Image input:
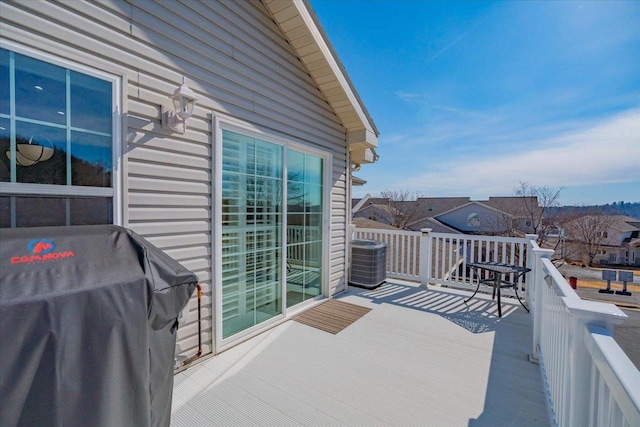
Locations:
171;281;550;426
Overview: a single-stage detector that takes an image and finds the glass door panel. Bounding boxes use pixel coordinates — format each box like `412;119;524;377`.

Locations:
221;130;282;339
286;149;323;308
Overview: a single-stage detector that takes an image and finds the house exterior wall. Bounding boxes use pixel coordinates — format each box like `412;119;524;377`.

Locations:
436;203;510;234
592;246;624;265
591;229;632;264
511;217;536;234
630;243;640;266
1;0;350;361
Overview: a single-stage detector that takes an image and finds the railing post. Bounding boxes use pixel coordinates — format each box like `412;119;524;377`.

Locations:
419;228;432;288
349;224;356;241
530;247;554;364
347;224;356;292
563;299;627;427
524;234;538;303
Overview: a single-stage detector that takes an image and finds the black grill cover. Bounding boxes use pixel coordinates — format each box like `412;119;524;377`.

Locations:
0;225;198;427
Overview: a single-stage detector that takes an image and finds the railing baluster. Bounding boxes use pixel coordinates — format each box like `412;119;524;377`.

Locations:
416;235;421;277
461;239;467;284
442;237;448;280
399;234;405;276
434;236;440;282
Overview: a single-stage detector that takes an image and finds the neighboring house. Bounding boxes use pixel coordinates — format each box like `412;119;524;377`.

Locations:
435;201;513;235
563;215;640;266
352;217;399;231
624;228;640;266
408;197;472;230
352;197;395;224
412;217;462;234
0;0;379;364
353;194;539;235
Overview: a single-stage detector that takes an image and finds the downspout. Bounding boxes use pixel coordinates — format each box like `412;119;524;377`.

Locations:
180;283;202;367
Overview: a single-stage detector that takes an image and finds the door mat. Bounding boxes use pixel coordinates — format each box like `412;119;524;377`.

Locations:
293;299;372;334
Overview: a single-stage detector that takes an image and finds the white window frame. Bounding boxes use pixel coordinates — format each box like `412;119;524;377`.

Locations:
212;112;332;351
0;41;123;226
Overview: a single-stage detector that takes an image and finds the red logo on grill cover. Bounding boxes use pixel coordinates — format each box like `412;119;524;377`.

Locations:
32;241;53;254
10;239;75;265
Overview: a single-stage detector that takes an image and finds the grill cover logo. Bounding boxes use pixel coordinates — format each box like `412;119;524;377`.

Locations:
28;239;55;254
10;239;75;265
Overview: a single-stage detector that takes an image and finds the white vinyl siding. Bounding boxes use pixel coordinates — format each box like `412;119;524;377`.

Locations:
1;0;349;362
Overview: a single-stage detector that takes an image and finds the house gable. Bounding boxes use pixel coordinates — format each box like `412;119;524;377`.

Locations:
435;201;512;234
263;0;379;163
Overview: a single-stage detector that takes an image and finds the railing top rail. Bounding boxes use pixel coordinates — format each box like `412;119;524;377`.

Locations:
540;256;581;300
564;297;627;324
584;324;640;424
539;256;627;328
527;235;542;251
429;232;530;244
354;228;421;237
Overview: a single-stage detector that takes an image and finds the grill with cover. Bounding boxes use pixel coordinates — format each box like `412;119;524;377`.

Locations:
0;225;198;427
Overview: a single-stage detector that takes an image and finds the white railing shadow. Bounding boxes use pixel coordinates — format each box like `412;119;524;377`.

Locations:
351;226;640;427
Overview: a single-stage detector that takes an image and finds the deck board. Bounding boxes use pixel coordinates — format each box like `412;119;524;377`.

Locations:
172;281;550;426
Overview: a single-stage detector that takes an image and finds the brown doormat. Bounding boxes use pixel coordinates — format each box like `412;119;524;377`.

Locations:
293;299;372;334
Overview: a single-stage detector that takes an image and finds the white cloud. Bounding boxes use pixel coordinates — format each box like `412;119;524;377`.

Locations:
386;109;640;197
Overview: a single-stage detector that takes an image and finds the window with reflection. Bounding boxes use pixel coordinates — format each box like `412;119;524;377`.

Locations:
286;149;323;308
467;213;480;227
221;130;283;338
0;48;115;227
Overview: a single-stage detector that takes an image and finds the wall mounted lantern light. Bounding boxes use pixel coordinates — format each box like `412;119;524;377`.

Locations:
5;135;55;167
162;77;198;134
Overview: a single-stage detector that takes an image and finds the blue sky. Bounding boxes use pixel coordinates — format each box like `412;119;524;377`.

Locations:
310;0;640;206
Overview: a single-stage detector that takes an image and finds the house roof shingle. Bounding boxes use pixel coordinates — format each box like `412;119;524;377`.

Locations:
352;217;400;230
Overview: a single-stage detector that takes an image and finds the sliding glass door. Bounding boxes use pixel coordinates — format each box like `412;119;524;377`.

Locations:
221;130;283;339
220;128;325;340
286;149;323;307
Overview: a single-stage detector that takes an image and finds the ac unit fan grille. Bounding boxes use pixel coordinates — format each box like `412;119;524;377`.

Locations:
350;240;386;289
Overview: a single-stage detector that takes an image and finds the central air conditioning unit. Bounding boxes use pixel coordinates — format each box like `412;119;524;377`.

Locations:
350;239;387;289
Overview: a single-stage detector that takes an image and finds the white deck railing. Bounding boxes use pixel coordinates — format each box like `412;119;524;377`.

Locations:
350;226;640;427
352;228;529;296
427;231;529;296
286;225;321;266
352;228;421;280
527;239;640;427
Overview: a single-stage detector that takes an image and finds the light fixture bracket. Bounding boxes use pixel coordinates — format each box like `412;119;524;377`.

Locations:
162;106;186;134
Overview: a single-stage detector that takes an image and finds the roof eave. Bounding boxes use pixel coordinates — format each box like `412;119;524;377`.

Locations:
263;0;379;155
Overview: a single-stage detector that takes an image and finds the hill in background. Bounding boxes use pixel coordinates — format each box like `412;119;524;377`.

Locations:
553;201;640;220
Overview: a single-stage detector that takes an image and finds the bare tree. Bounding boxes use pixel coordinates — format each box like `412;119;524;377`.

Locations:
482;182;562;245
483;200;519;236
561;211;616;266
513;181;562;246
378;189;423;230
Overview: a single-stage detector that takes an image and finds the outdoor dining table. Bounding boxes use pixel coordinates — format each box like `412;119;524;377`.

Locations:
465;261;531;318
